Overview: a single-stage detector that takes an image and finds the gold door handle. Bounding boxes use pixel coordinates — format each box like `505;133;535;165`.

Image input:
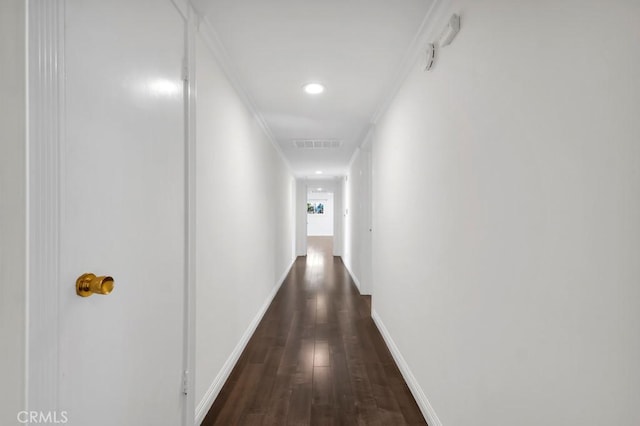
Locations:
76;273;114;297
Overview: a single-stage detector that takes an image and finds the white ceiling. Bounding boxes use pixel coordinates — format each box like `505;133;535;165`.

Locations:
194;0;435;177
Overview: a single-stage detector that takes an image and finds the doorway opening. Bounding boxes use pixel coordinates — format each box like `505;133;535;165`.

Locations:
306;188;334;253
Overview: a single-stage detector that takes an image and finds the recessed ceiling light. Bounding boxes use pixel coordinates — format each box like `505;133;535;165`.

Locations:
317;188;323;191
303;82;325;95
315;170;323;175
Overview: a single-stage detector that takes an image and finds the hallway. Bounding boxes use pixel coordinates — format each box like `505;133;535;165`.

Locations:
202;237;426;426
5;1;640;425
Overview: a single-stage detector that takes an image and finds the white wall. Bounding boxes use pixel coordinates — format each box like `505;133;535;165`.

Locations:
343;141;373;294
295;179;308;256
307;192;334;236
372;1;640;425
332;179;344;256
0;1;26;423
195;31;295;422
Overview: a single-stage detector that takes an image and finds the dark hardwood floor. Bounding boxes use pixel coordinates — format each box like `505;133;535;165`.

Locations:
202;236;427;426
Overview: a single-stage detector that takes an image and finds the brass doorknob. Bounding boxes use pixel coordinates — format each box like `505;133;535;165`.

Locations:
76;273;114;297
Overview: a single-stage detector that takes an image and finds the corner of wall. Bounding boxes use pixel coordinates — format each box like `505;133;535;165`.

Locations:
295;179;307;256
194;256;296;424
195;15;294;176
371;310;442;426
341;259;362;293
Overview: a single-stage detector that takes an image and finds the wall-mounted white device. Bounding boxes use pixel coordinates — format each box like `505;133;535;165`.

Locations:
439;14;460;47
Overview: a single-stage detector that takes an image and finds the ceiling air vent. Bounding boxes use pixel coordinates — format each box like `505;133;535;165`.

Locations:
293;139;342;149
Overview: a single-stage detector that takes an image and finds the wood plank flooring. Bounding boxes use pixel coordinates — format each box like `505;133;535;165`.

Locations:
201;236;427;426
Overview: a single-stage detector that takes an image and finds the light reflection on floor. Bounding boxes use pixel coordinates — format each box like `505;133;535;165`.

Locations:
302;236;333;366
304;236;333;286
306;236;332;266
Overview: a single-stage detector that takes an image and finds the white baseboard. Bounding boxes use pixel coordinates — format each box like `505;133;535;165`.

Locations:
371;309;442;426
195;256;296;425
340;257;362;293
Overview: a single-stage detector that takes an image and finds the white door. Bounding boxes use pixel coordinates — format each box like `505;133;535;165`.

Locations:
58;1;186;425
361;150;373;294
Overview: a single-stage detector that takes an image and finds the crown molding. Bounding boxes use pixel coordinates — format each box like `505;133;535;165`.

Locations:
170;0;188;20
27;0;64;414
369;0;455;125
196;16;295;176
346;124;375;172
193;1;454;175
